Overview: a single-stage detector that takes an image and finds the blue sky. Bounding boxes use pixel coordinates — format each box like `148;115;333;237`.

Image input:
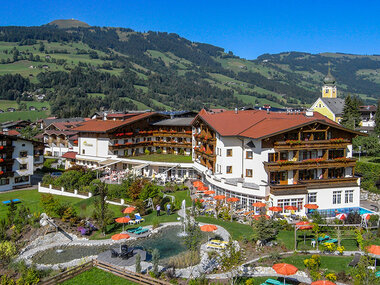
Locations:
2;0;379;59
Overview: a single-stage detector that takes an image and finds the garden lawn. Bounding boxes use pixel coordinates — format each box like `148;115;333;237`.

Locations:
195;216;253;240
171;190;192;207
62;267;137;285
281;254;352;273
127;154;192;163
0;189;122;219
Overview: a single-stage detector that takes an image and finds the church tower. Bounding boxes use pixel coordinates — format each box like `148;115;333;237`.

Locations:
322;64;337;98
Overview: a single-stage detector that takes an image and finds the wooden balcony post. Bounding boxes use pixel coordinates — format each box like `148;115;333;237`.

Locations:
323;149;328;160
323;168;328;179
293;170;299;184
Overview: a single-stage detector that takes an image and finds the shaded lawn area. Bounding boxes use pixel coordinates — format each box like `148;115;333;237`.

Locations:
127;153;192;163
280;254;352;273
170;189;192;206
195;216;253;240
62;267;138;285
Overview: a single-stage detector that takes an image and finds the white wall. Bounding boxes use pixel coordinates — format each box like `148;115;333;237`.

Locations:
79;137;110;158
13;139;33;186
313;184;361;210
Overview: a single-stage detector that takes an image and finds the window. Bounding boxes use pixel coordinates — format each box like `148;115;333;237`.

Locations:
333;191;342;204
226;166;232;173
114;140;118;145
82;149;85;154
15;176;29;183
246;151;253;159
20;163;28;170
226;149;232;157
0;141;6;146
278;198;303;211
308;193;317;203
19;151;28;157
0;178;9;185
246;169;253;177
345;190;354;203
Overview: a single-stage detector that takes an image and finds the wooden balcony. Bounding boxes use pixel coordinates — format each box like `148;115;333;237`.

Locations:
0;171;14;178
153;141;192;148
194;148;216;161
274;139;350;150
269;177;359;195
264;158;356;171
152;131;192;138
0;158;14;165
109;141;153;149
0;146;14;153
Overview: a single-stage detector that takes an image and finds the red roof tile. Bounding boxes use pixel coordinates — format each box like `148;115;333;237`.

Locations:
194;109;356;139
72;112;157;133
62;151;77;159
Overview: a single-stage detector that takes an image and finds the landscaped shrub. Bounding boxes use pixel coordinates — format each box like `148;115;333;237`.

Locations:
325;272;337;282
167;250;200;268
346;212;362;224
0;241;16;264
40;194;60;216
304;254;321;271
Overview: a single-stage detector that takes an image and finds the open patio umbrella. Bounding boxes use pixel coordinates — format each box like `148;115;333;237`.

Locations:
193;198;204;203
304;204;319;209
284;205;297;211
203;190;215;195
200;224;218;241
198;185;209;191
111;233;130;252
296;221;313;244
367;245;380;266
243;210;255;216
115;217;131;232
269;206;283;212
193;180;204;187
311;281;336;285
252;202;266;207
213;195;226;200
227;197;239;203
252;214;270;220
122;207;136;214
272;263;298;285
336;213;347;220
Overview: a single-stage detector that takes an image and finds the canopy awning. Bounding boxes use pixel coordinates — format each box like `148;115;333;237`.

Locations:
99;159;121;166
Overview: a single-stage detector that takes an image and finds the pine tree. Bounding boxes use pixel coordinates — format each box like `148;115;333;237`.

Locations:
351;95;362;129
375;100;380;135
342;94;354;129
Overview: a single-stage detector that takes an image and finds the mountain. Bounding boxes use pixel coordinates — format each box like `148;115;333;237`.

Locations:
0;23;378;118
47;19;90;28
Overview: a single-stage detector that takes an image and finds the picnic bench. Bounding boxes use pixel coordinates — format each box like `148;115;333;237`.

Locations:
2;199;21;205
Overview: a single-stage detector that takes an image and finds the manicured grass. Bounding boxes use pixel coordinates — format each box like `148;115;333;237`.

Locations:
62;267;137;285
195;216;253;240
0;189;122;219
281;254;352;273
128;154;193;163
0;110;49;122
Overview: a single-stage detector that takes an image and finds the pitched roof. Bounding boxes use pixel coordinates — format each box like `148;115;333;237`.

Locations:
359;105;377;112
62;151;77;159
193;109;359;139
320;98;345;115
152;117;194;127
72;112;158;133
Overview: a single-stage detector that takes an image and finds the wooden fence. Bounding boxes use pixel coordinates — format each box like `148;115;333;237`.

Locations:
39;259;171;285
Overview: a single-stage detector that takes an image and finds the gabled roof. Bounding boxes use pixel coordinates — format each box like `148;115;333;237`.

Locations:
319;98;345;116
62;151;77;159
152;117;194;127
193;109;361;139
72;112;158;133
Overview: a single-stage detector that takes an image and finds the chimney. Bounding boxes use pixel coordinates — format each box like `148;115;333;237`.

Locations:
305;109;314;117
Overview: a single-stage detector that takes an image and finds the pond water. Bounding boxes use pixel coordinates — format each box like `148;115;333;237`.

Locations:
32;226;191;265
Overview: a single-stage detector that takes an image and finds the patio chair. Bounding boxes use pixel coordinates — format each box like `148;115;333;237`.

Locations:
135;213;145;223
265;279;292;285
126;226;142;233
125;215;136;225
110;248;119;258
349;253;361;267
135;228;149;235
324;238;338;244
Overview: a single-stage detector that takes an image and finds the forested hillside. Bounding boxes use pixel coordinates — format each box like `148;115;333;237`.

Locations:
0;21;378;117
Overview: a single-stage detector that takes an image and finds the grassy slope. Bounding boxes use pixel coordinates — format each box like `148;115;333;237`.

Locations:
62;267;137;285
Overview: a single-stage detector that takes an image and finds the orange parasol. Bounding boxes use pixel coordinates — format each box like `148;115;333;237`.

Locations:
194;198;204;203
227;197;239;202
122;207;136;214
252;214;270;220
269;206;283;212
193;180;204;187
311;281;336;285
111;233;130;240
367;245;380;255
200;224;218;232
243;210;255;216
285;205;297;211
198;185;209;191
115;217;131;232
252;202;266;208
296;221;312;229
203;190;215;195
213;195;226;200
272;263;298;285
304;204;319;209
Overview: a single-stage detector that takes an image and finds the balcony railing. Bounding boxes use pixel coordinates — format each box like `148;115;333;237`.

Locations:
264;158;356;171
194;148;216;160
274;139;350;150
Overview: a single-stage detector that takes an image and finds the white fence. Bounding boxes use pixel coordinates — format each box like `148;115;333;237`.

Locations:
38;183;127;206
